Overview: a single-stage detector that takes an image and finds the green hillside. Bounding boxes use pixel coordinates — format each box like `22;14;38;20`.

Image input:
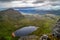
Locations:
0;9;59;40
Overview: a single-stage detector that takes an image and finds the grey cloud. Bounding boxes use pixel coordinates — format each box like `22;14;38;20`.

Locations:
51;2;60;6
33;0;47;4
0;0;19;2
33;1;44;4
33;0;60;4
0;0;60;8
50;0;60;1
0;0;14;2
0;0;60;2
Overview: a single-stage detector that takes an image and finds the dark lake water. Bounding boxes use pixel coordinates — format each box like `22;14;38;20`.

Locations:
14;26;38;36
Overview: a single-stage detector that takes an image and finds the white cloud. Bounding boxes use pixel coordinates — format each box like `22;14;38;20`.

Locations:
0;0;60;10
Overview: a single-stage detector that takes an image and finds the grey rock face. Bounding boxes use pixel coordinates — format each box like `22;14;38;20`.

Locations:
40;34;50;40
52;19;60;38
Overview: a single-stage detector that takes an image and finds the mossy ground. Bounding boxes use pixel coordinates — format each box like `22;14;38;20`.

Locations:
0;16;59;40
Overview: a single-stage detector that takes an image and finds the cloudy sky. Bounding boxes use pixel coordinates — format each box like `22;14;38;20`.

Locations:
0;0;60;10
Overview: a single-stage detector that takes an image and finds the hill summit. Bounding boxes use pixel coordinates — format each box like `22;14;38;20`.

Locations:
0;8;24;21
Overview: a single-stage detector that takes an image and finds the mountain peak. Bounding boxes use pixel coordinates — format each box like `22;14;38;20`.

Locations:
6;8;14;11
4;8;17;12
1;8;22;15
0;8;24;21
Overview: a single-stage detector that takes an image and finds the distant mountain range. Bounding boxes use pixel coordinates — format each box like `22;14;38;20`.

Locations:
0;7;60;15
14;7;60;15
0;8;59;21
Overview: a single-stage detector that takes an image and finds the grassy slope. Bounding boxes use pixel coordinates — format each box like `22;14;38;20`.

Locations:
0;15;59;40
